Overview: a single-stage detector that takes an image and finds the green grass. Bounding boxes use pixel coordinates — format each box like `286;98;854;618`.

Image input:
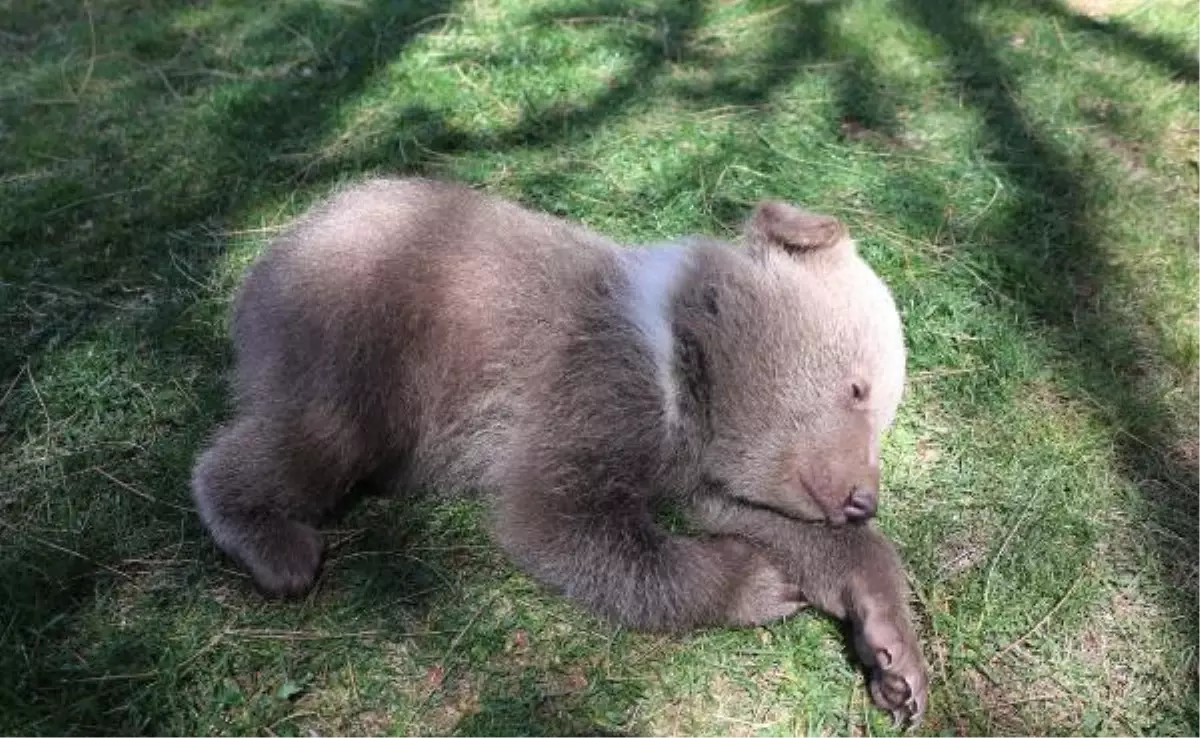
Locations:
1;0;1196;734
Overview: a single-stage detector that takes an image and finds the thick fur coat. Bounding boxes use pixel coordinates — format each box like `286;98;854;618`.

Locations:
192;178;927;723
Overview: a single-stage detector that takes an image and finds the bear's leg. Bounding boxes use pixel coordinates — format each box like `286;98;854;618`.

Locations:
692;494;929;727
491;477;804;632
191;413;368;597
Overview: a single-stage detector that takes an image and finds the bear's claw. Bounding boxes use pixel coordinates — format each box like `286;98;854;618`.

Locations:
854;608;929;729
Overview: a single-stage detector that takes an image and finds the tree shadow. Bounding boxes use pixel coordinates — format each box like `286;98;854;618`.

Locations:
507;0;850;232
1;1;451;733
451;691;631;736
894;0;1198;727
2;1;451;378
1026;0;1199;82
3;0;1194;734
0;0;728;733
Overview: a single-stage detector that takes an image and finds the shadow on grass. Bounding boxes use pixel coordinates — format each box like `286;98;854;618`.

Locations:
0;0;752;733
1;0;1195;734
1029;0;1199;82
2;1;458;732
894;0;1198;728
509;0;1197;731
510;0;852;230
452;692;630;737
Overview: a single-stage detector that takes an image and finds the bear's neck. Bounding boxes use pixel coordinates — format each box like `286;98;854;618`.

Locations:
619;242;693;431
663;241;767;443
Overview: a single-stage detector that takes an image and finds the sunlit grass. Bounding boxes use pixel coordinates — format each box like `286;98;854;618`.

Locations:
1;0;1196;734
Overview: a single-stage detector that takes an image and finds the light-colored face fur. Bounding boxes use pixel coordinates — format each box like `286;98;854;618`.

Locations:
671;203;906;524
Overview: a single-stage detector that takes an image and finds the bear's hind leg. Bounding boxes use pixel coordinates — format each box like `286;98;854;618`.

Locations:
191;414;366;597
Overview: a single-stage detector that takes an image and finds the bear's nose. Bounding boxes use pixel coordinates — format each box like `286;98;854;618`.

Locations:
843;487;877;521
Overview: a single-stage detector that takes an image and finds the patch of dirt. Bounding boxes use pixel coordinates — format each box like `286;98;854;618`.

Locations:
1075;98;1156;179
1169;437;1199;470
934;529;991;581
1163;124;1200;190
1079;96;1123;124
1100;134;1151;179
839;116;910;149
422;674;483;734
916;437;943;466
348;710;394;735
539;666;590;697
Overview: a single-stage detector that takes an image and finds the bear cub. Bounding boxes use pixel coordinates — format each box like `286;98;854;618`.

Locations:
192;178;928;724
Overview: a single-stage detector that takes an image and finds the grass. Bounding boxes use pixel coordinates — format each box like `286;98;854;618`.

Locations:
1;0;1196;734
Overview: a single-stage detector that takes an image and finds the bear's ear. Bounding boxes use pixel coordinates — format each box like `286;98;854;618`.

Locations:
745;201;848;255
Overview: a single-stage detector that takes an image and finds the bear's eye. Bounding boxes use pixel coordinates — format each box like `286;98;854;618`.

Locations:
851;382;869;403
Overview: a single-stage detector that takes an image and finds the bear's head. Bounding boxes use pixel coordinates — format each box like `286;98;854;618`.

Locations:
683;201;906;525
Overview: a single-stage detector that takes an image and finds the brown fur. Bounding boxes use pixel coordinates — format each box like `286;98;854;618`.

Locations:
695;493;928;725
191;177;925;721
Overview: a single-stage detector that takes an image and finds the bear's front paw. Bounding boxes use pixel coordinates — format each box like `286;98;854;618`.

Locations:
725;548;806;626
853;607;929;729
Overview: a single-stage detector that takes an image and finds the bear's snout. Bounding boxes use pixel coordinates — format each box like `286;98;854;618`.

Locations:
843;486;877;522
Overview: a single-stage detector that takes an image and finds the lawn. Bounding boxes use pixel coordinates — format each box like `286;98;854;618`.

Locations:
1;0;1196;735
